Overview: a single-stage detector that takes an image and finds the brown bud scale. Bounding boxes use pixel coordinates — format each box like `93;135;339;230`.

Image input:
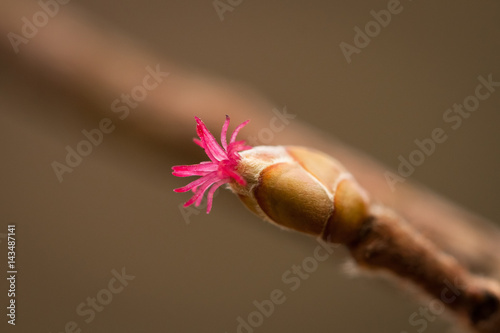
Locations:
230;146;370;243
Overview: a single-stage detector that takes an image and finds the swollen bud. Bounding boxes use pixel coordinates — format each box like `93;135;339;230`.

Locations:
230;146;370;243
173;117;370;242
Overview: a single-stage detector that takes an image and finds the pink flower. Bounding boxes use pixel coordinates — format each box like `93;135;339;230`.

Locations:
172;116;251;213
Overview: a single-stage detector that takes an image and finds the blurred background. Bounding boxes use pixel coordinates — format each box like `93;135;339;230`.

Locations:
1;0;499;332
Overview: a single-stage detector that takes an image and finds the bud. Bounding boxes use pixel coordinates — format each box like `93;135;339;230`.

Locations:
231;146;370;243
172;116;370;244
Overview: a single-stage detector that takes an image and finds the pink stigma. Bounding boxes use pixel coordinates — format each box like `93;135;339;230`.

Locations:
172;116;251;213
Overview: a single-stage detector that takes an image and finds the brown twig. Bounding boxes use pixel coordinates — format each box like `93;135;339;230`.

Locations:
343;205;500;332
1;1;500;331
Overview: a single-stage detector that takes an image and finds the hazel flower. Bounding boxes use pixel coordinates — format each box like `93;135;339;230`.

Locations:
173;116;371;244
172;116;251;213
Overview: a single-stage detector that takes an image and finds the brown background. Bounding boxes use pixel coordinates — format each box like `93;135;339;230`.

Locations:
1;0;499;332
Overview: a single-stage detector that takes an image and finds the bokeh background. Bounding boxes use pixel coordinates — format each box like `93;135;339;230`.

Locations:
1;0;499;332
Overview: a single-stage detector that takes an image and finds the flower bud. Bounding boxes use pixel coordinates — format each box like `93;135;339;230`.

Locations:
230;146;370;243
172;117;370;244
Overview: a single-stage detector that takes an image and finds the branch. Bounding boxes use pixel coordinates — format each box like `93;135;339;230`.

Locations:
346;205;500;332
2;1;500;330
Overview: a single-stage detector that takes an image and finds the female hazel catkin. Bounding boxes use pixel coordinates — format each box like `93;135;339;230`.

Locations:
172;116;370;245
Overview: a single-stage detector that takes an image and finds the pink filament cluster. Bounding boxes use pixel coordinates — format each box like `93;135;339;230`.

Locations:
172;116;251;213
